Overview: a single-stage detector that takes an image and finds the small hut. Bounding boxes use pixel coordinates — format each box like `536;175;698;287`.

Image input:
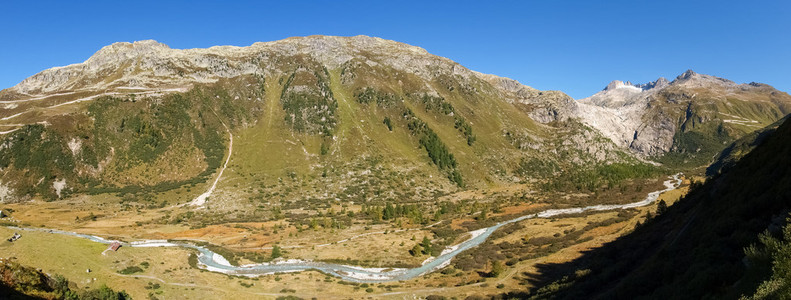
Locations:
109;242;121;251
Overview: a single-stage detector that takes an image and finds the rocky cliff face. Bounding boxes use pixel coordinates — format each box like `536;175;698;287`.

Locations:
476;73;579;123
577;76;676;157
576;70;791;164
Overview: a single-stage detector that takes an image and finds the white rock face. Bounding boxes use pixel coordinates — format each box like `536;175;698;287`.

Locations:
53;179;67;198
575;70;758;157
68;138;82;156
577;78;666;154
0;181;14;203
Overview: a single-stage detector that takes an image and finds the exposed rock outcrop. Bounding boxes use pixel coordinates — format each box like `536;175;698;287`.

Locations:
476;73;579;123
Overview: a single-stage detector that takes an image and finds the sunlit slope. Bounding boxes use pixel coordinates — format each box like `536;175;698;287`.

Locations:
0;36;636;207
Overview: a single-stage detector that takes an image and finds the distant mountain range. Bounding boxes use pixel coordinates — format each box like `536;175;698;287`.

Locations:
577;70;791;162
0;36;788;204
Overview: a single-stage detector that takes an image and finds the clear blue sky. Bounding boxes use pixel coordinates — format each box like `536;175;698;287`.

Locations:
2;0;789;99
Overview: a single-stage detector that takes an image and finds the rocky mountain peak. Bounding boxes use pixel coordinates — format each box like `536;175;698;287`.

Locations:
639;77;670;90
83;40;172;68
603;77;670;92
748;82;770;88
670;69;737;88
604;80;634;91
93;40;170;55
676;69;698;81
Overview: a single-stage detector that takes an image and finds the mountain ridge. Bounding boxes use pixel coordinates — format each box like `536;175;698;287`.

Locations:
3;36;452;95
1;36;582;126
576;69;791;160
0;36;788;205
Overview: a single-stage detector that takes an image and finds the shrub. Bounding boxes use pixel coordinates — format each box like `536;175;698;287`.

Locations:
118;266;144;275
271;245;283;259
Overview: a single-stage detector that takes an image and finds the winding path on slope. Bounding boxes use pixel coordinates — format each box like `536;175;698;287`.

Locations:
11;174;682;283
186;115;233;207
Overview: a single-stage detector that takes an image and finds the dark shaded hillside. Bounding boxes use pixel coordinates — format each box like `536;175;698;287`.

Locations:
524;117;791;299
0;259;130;299
707;115;789;176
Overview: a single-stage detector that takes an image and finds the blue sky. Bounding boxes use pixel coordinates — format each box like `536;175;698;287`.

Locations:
2;0;789;99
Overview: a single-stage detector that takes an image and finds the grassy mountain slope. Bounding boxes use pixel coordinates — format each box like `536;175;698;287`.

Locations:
0;258;130;300
0;77;262;201
706;115;789;176
654;80;791;168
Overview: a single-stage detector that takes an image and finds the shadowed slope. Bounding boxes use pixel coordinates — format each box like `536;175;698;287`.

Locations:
524;117;791;299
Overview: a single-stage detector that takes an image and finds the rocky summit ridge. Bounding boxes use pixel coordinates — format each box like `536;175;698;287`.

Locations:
8;36;461;95
2;36;580;126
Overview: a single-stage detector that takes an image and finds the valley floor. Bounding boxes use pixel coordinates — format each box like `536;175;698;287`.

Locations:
0;175;693;299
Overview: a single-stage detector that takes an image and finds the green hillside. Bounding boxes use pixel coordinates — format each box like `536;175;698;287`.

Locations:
707;115;789;176
653;83;791;168
0;258;130;300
